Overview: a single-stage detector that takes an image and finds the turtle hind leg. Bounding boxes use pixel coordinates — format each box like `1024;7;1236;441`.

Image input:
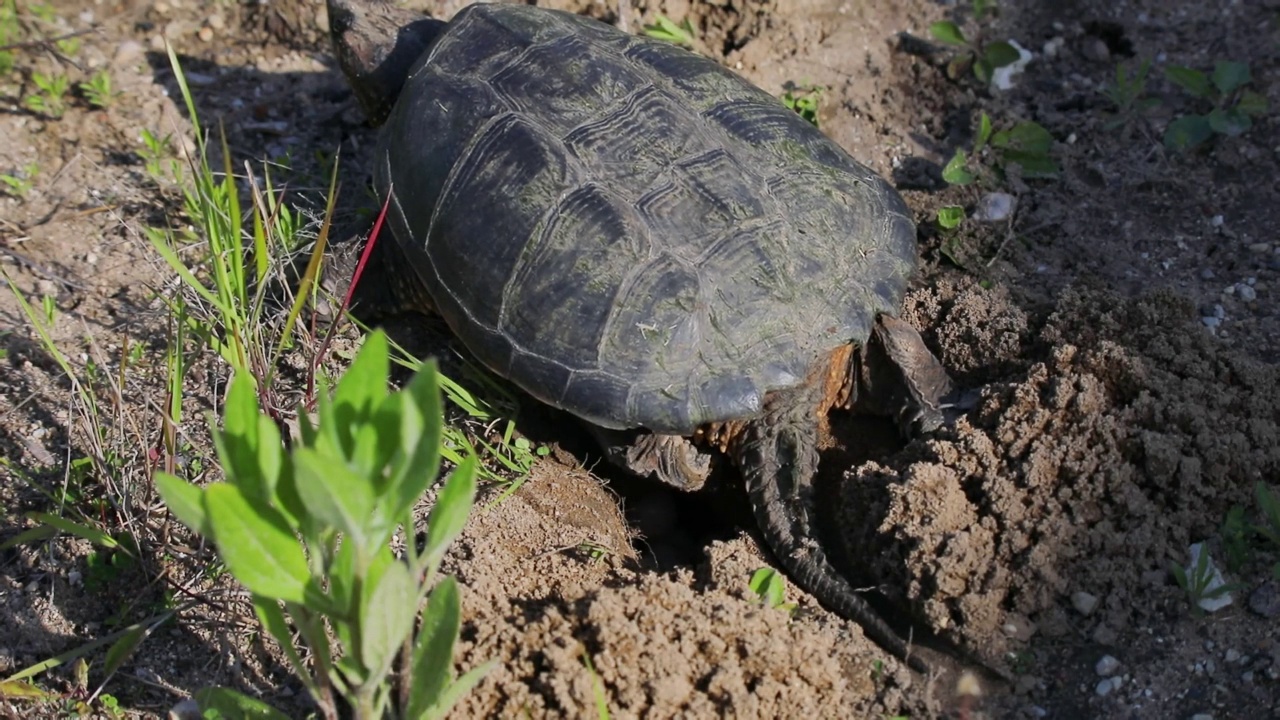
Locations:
735;381;930;674
858;314;955;436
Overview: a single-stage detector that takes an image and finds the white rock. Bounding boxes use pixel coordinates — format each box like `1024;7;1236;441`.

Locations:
1096;655;1121;676
991;40;1034;91
1072;591;1099;616
1185;543;1233;612
973;192;1016;222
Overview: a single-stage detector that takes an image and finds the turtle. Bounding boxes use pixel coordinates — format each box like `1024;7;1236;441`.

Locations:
326;0;954;671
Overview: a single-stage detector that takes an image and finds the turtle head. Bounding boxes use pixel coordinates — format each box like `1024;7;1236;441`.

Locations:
326;0;445;125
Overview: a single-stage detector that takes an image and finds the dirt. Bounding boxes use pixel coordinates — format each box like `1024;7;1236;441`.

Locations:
2;0;1280;718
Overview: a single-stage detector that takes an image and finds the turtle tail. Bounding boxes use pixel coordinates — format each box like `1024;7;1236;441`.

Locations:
736;385;929;674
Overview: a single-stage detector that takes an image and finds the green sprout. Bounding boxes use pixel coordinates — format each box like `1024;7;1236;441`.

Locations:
781;82;824;127
1163;61;1268;152
642;15;695;48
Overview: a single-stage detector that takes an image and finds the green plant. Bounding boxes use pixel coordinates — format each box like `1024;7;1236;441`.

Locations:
1220;504;1251;573
748;567;797;613
156;332;493;719
138;129;178;181
936;205;965;230
0;0;17;74
24;71;69;118
1171;545;1236;616
1163;61;1268;152
929;0;1020;84
942;111;1059;185
79;70;116;109
780;82;824;127
582;650;612;720
0;161;38;199
1255;482;1280;550
1101;58;1159;130
642;15;695;48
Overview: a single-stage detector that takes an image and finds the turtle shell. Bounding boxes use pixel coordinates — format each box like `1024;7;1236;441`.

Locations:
374;3;916;434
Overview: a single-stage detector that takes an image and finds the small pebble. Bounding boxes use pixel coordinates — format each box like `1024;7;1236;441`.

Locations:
1236;283;1257;301
1072;591;1099;616
973;192;1016;222
198;26;213;42
1096;655;1120;677
1248;580;1280;619
1225;649;1240;663
1200;268;1215;280
1190;715;1213;720
1095;678;1116;697
1201;316;1221;328
1248;242;1272;253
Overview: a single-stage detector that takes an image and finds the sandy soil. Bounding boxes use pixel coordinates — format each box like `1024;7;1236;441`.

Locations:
2;0;1279;718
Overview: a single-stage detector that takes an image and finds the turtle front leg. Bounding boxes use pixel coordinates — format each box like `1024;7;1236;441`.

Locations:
587;427;715;491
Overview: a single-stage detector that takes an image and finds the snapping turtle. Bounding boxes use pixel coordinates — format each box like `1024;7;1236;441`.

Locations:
327;0;952;670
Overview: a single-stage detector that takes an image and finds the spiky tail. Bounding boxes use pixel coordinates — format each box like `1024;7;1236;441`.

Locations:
736;384;929;674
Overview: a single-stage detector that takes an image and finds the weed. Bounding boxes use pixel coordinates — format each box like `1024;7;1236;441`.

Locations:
582;650;612;720
138;128;179;182
936;205;966;230
748;567;797;613
24;71;69;118
0;0;16;74
642;14;695;48
156;333;493;719
1163;61;1268;152
781;82;824;127
943;111;1059;185
79;70;116;109
1220;504;1251;573
1101;58;1160;130
1171;544;1236;616
0;161;38;199
929;0;1020;85
1255;482;1280;550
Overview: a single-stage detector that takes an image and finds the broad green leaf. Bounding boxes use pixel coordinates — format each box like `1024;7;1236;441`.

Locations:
993;121;1053;154
293;447;375;555
982;41;1021;70
1001;150;1061;179
936;206;965;230
749;567;786;607
421;458;479;578
1165;65;1211;98
154;472;211;537
407;577;462;718
26;512;118;549
974;112;993;152
1238;90;1269;117
333;331;391;451
255;414;285;498
1163;114;1213;151
1208;106;1252;136
360;560;416;681
389;361;445;512
941;150;975;185
194;687;291;720
973;57;994;85
929;21;967;47
204;484;311;603
1212;61;1251;95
